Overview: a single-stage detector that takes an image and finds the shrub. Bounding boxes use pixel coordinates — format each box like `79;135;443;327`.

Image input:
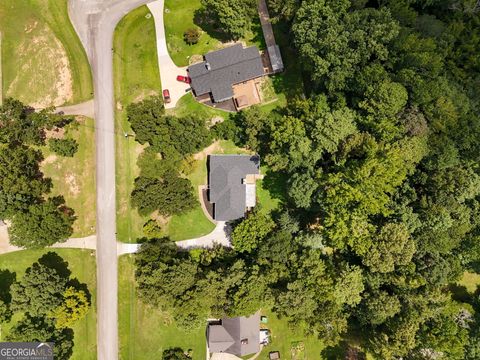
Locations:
183;28;200;45
49;138;78;157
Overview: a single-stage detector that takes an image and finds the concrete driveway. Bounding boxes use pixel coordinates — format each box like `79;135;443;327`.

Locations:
147;0;190;108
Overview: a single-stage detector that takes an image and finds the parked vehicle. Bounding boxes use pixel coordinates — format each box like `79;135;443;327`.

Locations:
176;75;191;83
162;89;171;103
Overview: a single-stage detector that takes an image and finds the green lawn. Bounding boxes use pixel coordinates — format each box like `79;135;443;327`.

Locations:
0;0;92;105
118;255;207;360
170;93;229;121
0;249;97;360
258;310;325;360
164;0;265;67
113;5;161;243
41;117;96;237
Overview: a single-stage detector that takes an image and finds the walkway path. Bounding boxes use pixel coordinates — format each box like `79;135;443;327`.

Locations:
176;221;230;249
147;0;190;109
258;0;275;48
56;99;95;118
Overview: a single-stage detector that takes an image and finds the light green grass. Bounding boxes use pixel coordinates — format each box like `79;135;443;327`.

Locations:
118;255;207;360
458;271;480;293
170;93;229;121
113;5;161;243
0;0;92;105
0;249;97;360
41;117;96;237
259;310;325;360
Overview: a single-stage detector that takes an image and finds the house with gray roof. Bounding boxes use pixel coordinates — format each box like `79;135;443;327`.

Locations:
188;44;265;103
207;313;260;357
208;155;261;221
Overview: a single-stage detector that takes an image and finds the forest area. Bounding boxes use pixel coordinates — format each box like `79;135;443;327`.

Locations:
135;0;480;358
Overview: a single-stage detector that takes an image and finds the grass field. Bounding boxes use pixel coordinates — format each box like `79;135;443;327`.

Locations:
41;117;96;237
113;5;161;243
0;249;97;360
118;255;207;360
0;0;92;106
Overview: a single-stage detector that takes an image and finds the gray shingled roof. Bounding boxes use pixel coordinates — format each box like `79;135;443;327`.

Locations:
188;44;264;102
208;155;260;221
208;313;260;356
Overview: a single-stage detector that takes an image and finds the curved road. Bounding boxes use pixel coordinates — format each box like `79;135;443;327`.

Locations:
68;1;153;359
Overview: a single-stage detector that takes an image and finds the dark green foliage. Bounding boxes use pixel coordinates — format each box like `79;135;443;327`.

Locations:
49;138;78;157
131;174;196;217
3;253;90;360
7;315;74;360
162;347;190;360
0;145;51;216
200;0;258;39
127;96;210;158
10;261;68;316
9;198;75;249
292;0;399;91
0;98;69;146
183;28;200;45
231;211;275;252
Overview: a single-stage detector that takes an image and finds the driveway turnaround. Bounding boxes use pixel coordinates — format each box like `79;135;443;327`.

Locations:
148;0;191;109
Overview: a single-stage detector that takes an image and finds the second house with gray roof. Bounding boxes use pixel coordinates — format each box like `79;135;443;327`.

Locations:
208;155;262;221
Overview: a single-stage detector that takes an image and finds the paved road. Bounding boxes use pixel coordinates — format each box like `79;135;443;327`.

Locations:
148;0;190;108
56;99;95;118
176;222;231;249
67;1;153;359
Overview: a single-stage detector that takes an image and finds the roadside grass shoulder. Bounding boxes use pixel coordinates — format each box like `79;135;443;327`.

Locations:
113;5;161;243
41;117;96;237
0;249;97;360
118;255;207;360
0;0;92;105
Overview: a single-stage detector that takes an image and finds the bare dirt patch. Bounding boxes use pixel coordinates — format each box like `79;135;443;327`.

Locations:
65;173;80;197
133;90;158;104
45;127;65;139
41;154;58;165
193;140;221;160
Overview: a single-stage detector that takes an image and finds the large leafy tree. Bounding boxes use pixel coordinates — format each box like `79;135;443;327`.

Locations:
200;0;258;39
0;145;51;216
131;174;196;217
10;261;68;316
9;198;74;249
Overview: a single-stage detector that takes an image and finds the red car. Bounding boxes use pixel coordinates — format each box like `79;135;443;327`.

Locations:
162;89;171;103
176;75;191;83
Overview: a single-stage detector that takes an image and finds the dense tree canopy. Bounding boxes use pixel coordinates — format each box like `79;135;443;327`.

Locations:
133;0;480;357
200;0;258;39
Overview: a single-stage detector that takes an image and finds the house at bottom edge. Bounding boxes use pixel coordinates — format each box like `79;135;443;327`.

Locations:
207;313;260;357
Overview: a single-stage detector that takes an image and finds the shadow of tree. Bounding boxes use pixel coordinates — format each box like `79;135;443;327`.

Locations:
321;341;367;360
0;269;16;303
262;169;288;203
193;8;233;43
38;251;72;280
449;283;471;304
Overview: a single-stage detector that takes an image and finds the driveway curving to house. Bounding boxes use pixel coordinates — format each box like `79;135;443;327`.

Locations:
147;0;191;109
